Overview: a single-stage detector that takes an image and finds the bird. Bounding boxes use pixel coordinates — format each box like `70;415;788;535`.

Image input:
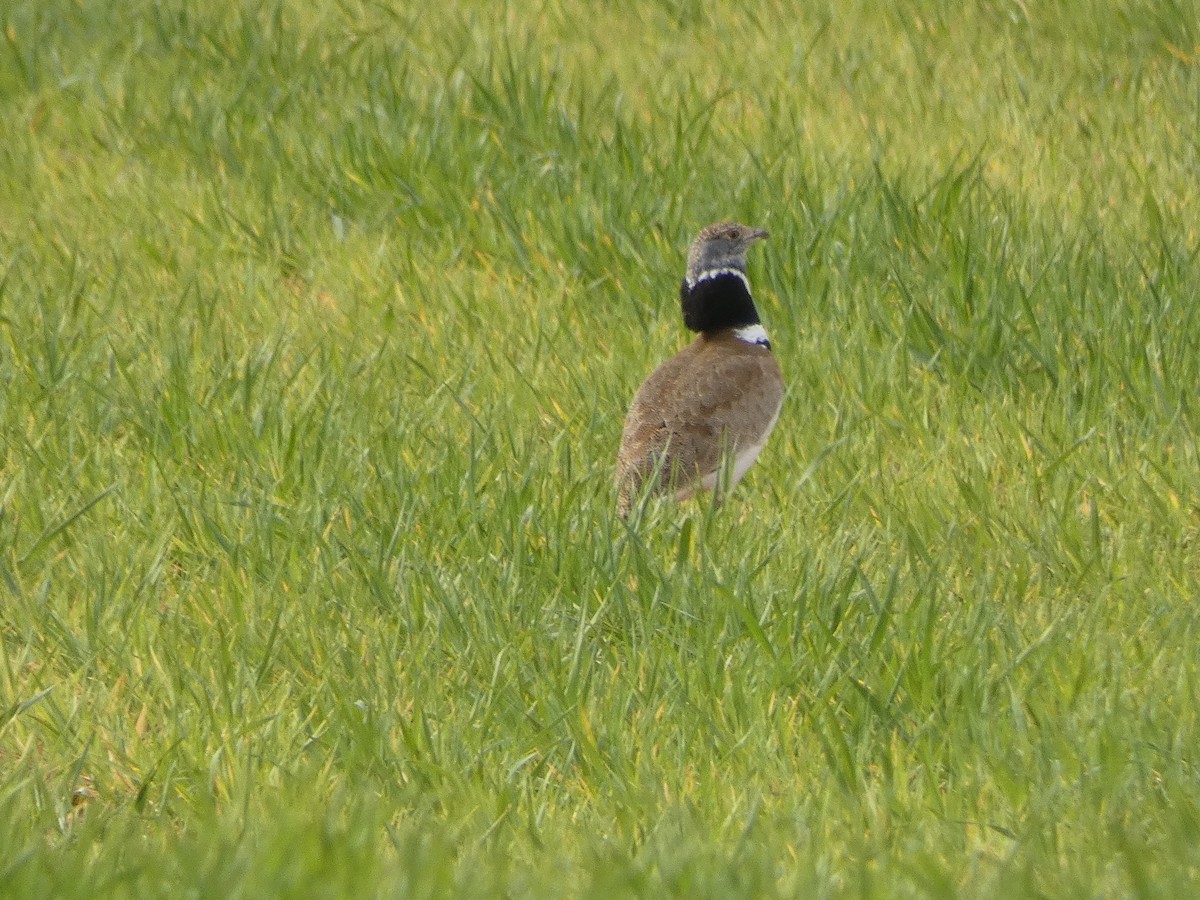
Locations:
615;222;783;517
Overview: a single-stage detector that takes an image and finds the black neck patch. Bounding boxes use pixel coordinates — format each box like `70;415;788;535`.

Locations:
680;273;761;334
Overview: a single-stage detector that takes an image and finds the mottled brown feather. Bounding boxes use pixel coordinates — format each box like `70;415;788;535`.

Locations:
616;330;783;516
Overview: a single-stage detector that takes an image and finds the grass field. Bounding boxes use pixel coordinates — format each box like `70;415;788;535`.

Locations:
3;0;1200;896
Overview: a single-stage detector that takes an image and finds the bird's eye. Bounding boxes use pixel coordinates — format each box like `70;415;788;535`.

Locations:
725;228;741;240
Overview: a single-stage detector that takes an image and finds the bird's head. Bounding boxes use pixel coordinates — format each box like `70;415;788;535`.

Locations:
685;222;769;287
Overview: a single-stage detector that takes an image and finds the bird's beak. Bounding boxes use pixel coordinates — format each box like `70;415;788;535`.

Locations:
750;228;769;243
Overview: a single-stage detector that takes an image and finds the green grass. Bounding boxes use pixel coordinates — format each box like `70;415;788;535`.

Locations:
3;0;1200;896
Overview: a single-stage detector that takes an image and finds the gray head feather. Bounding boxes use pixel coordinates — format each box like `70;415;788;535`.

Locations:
685;222;769;287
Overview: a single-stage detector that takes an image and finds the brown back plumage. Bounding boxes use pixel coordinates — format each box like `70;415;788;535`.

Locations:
615;332;783;516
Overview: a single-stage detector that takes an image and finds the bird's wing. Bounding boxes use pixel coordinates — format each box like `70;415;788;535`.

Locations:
663;349;783;478
617;344;782;496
